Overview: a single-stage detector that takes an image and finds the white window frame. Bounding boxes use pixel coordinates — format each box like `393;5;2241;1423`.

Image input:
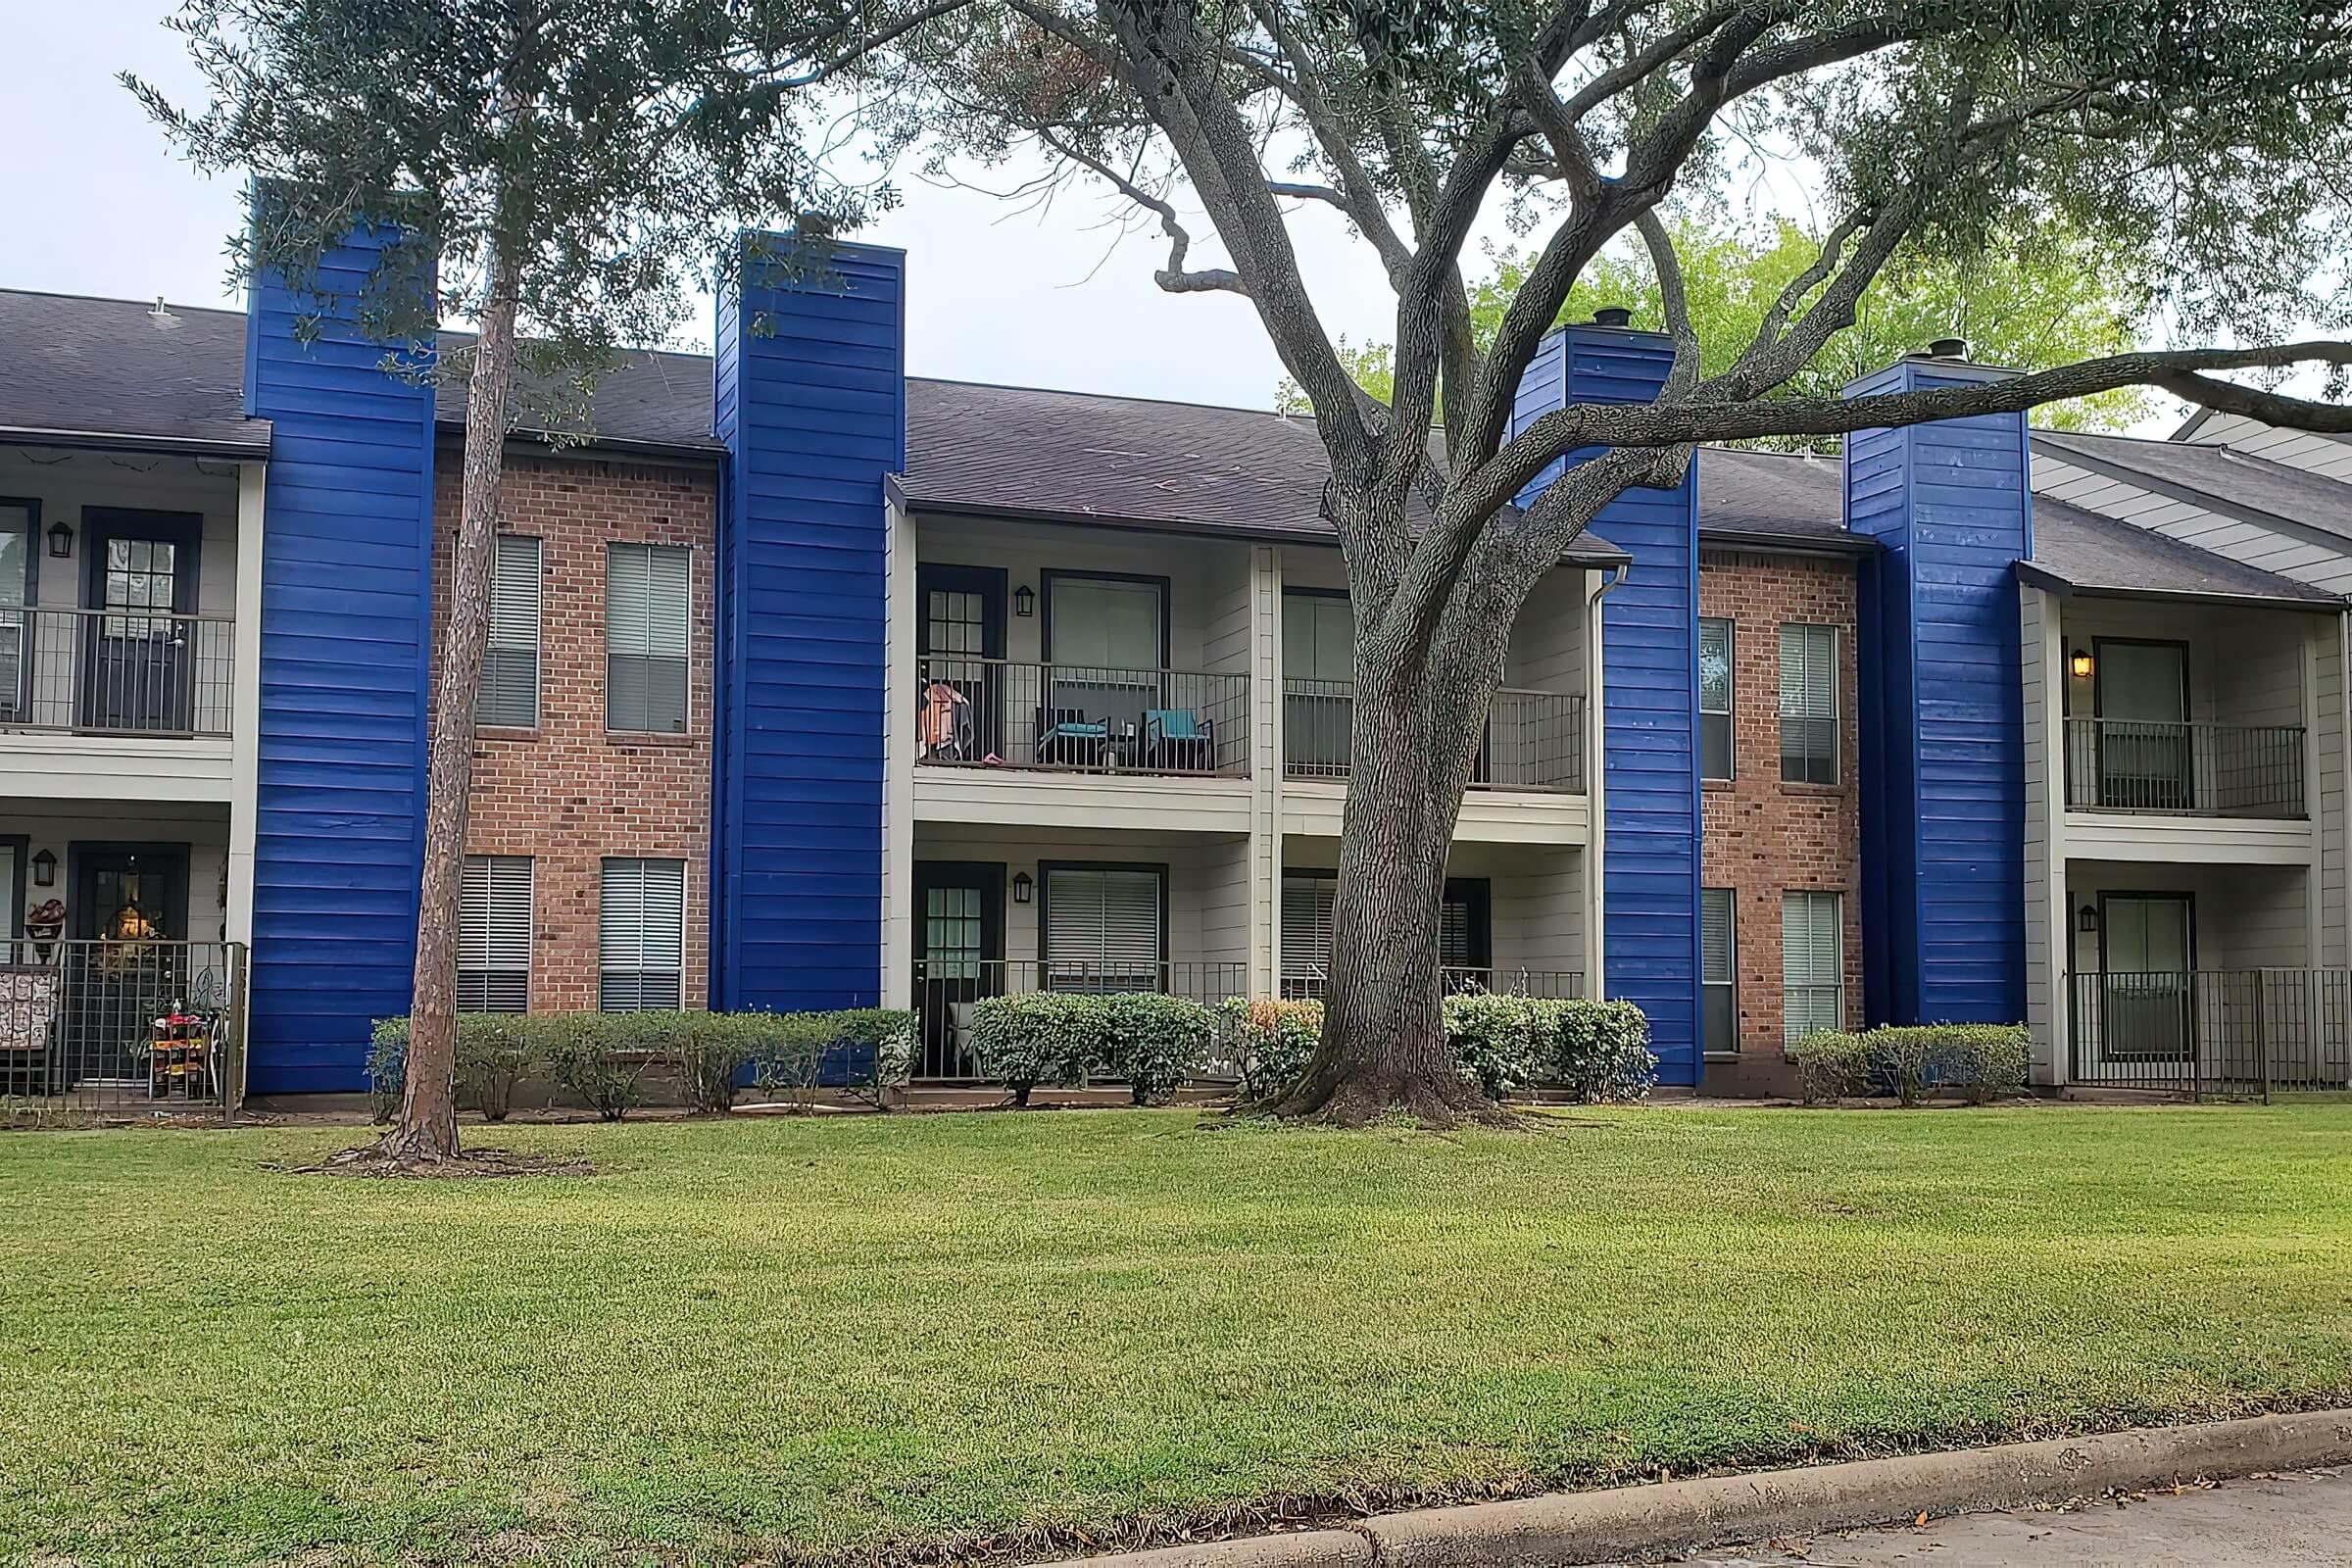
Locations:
1781;889;1844;1046
600;858;686;1010
1778;622;1839;785
478;533;542;728
606;542;692;734
458;855;532;1013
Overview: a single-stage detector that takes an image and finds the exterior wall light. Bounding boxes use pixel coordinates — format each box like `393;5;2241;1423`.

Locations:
2069;647;2093;680
31;849;57;887
46;519;72;559
1013;584;1036;617
2078;904;2099;935
1011;871;1034;905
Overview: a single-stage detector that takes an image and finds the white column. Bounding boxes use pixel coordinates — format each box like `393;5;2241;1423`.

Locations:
881;496;917;1007
225;461;267;951
1582;566;1614;992
2026;586;2071;1084
2304;615;2327;968
1247;544;1285;995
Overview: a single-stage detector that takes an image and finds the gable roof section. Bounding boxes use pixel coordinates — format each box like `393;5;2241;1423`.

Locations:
2021;493;2344;610
1692;445;1868;554
2032;428;2352;548
0;288;267;454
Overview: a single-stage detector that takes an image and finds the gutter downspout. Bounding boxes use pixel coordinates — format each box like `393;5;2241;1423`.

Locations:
1584;562;1630;997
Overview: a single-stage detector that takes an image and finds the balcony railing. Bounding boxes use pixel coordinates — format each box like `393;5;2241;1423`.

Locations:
916;657;1249;777
909;958;1250;1080
1284;679;1587;793
2;938;248;1113
1279;966;1586;1001
2062;718;2304;818
2069;968;2352;1097
0;606;235;739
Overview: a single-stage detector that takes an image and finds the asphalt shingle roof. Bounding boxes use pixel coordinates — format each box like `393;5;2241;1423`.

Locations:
2024;494;2343;607
0;288;264;452
2033;428;2352;545
1692;445;1860;550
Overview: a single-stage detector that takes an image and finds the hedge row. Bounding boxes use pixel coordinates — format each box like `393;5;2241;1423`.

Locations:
1790;1022;2030;1105
367;1008;915;1121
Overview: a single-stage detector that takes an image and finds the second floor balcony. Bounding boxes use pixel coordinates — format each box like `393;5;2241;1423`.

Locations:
1283;679;1588;793
916;657;1251;777
1;605;236;739
2063;717;2305;819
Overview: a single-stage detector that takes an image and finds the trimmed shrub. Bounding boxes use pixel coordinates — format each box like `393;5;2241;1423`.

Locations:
674;1010;757;1115
1793;1029;1871;1104
968;992;1109;1106
1216;998;1322;1102
367;1017;409;1124
1945;1023;2031;1104
1443;991;1555;1100
455;1013;535;1122
1552;1000;1657;1102
1869;1023;2030;1106
824;1007;919;1106
1103;992;1213;1104
539;1011;653;1121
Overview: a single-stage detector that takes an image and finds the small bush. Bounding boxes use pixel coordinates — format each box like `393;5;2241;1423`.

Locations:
1552;1000;1657;1102
968;992;1109;1106
367;1017;409;1124
674;1010;756;1115
1793;1024;2032;1105
1443;991;1555;1100
1793;1029;1871;1104
455;1013;535;1121
1103;993;1213;1104
826;1007;918;1106
539;1012;653;1121
1216;998;1322;1102
1945;1024;2031;1104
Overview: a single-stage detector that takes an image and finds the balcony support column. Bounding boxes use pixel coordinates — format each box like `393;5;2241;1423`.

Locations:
1247;545;1284;996
882;495;917;1009
225;459;266;952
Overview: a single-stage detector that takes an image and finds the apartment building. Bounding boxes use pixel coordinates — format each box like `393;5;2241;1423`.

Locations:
4;229;2349;1103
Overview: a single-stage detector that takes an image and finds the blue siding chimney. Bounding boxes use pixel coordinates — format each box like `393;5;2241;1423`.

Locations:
1844;358;2029;1025
710;236;904;1010
243;228;438;1092
1511;324;1703;1085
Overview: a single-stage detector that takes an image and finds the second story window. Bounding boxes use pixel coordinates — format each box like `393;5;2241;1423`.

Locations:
1778;623;1838;785
607;543;691;734
1698;617;1734;780
478;534;541;728
458;855;532;1013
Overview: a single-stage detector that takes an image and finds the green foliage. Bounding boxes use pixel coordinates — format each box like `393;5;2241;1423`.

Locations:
1216;998;1324;1102
454;1014;535;1122
367;1018;409;1125
1793;1030;1874;1105
1553;1001;1658;1103
968;993;1110;1106
1442;994;1658;1102
742;1007;917;1110
1794;1025;2032;1105
1102;993;1213;1104
673;1011;756;1116
537;1013;654;1122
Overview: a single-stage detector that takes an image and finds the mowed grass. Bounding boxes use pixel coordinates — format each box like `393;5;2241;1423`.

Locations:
6;1105;2352;1567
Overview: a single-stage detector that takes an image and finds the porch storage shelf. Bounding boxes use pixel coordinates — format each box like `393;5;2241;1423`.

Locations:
915;657;1249;777
1283;679;1587;793
0;605;235;738
2068;967;2352;1097
2061;717;2304;818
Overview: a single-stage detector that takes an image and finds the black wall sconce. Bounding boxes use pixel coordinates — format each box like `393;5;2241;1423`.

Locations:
45;518;72;560
2077;904;2099;935
31;849;56;887
2069;647;2093;680
1011;871;1034;905
1013;583;1036;617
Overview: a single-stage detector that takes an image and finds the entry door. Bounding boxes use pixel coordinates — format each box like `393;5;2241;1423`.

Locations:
2096;640;2190;810
912;861;1004;1079
2100;893;2194;1062
916;565;1004;762
81;510;200;733
67;846;192;1083
0;500;30;722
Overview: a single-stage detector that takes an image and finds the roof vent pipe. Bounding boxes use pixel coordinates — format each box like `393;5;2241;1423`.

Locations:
1927;336;1968;360
1591;305;1635;328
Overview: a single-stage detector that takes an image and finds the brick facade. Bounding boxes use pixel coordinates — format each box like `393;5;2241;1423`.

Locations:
1697;548;1864;1095
430;452;720;1011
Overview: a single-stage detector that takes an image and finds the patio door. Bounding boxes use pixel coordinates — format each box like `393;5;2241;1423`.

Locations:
0;500;30;723
2099;892;2194;1063
1045;574;1164;750
66;845;191;1084
2095;639;2189;810
916;564;1004;762
1283;591;1354;774
81;509;200;733
912;861;1003;1079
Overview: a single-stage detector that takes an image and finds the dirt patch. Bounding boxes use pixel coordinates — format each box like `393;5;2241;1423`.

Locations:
273;1144;598;1179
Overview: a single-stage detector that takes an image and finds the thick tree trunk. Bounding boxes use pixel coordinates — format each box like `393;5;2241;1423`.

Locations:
1275;650;1497;1126
382;259;520;1163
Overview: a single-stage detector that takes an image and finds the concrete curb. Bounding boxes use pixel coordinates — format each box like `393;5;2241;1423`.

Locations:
1035;1409;2352;1568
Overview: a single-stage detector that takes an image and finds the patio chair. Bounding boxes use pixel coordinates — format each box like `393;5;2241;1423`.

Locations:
1036;706;1108;766
1144;709;1216;771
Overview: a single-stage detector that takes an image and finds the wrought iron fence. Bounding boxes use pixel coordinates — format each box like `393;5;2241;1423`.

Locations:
2069;968;2352;1097
1278;967;1587;1001
915;657;1249;776
910;958;1250;1081
0;938;248;1113
2062;718;2304;817
1282;678;1585;792
0;606;235;737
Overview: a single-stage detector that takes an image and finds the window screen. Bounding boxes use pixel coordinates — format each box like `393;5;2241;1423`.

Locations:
478;534;541;727
1044;866;1162;992
1699;617;1733;781
458;855;532;1012
1700;887;1736;1053
607;543;691;733
1778;623;1838;784
1781;890;1843;1044
600;858;685;1009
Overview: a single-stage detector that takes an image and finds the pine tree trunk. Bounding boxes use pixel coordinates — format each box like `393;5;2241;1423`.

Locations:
1275;650;1496;1126
382;258;520;1162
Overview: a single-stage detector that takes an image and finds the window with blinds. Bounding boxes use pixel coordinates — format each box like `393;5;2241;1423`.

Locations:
1781;890;1843;1045
458;855;532;1012
1281;875;1337;992
600;858;685;1009
478;534;541;727
607;543;691;733
1778;623;1838;784
1700;887;1736;1053
1698;617;1734;781
1043;866;1163;992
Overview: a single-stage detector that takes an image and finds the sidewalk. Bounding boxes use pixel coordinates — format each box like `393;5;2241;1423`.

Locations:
1653;1467;2352;1567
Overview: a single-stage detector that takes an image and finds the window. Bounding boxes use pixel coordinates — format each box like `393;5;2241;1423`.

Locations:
600;858;685;1009
1698;618;1734;781
1043;865;1163;992
1778;623;1838;784
458;856;532;1013
1282;872;1487;992
0;500;30;722
1284;593;1356;774
1782;890;1843;1044
478;534;542;727
1282;592;1355;682
607;543;691;733
1701;888;1736;1053
1047;576;1162;671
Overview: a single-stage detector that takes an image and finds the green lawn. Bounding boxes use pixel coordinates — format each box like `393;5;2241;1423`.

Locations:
6;1105;2352;1567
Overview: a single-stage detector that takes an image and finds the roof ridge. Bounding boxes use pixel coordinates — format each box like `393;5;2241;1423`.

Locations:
0;285;246;319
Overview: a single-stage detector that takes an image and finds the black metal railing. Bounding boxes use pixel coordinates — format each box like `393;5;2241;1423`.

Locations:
909;958;1250;1081
0;606;235;738
1283;678;1586;792
1278;966;1586;1001
2062;718;2305;818
915;657;1250;776
2069;968;2352;1097
0;938;248;1113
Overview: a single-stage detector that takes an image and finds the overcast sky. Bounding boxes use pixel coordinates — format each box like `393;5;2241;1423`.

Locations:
2;1;1428;413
